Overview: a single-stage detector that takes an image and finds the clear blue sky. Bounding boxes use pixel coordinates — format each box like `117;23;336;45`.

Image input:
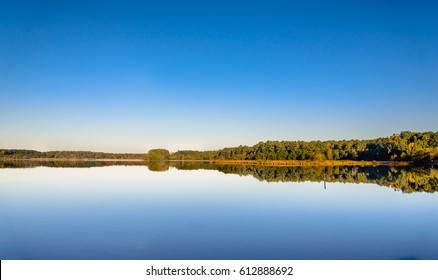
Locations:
1;0;437;152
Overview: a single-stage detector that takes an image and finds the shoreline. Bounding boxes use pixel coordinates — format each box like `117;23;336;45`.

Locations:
0;158;145;162
0;158;417;166
195;159;411;166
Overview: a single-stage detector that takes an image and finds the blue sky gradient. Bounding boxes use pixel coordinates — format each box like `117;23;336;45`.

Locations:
1;0;437;152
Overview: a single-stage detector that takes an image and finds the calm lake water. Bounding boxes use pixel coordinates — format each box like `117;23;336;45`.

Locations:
1;161;437;259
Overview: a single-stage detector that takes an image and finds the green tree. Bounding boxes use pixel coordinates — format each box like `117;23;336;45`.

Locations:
146;149;171;161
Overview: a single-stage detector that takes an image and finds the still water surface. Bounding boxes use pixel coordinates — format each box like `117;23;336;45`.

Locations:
1;162;437;259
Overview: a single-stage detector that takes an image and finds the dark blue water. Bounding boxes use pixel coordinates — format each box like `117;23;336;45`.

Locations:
1;166;437;259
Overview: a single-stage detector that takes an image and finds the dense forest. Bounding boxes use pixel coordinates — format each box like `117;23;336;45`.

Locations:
1;131;438;163
154;131;438;163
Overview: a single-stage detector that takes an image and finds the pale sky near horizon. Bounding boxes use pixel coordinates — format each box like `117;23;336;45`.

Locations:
1;0;437;152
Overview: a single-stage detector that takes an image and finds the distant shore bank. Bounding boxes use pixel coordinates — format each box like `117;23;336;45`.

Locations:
0;158;418;166
0;158;144;162
199;159;412;166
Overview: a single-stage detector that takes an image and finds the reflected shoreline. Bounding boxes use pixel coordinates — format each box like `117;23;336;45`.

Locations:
1;160;437;193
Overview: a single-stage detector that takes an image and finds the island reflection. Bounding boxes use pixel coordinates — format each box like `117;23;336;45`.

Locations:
1;160;437;193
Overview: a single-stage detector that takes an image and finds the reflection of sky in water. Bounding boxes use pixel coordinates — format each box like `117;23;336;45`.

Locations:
1;166;437;259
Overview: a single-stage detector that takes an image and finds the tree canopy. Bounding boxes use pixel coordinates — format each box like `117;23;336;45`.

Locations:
1;131;437;163
170;131;438;163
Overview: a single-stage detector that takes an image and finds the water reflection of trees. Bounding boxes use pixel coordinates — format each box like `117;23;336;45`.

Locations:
167;162;438;193
1;160;437;193
147;161;170;172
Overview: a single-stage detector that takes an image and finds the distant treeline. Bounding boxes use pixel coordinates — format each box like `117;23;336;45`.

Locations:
2;131;438;163
146;131;438;163
0;150;145;160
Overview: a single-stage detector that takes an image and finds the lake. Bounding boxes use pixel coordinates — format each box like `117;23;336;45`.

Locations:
1;161;437;259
